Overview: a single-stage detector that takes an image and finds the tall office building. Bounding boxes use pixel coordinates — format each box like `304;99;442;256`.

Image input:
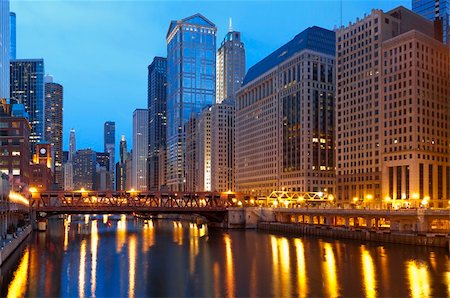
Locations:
211;98;235;192
147;57;167;191
63;162;73;190
413;0;450;44
216;26;246;103
336;7;449;207
10;59;45;149
0;0;10;99
236;26;335;196
132;109;148;191
166;13;217;191
104;121;115;189
196;107;212;191
73;149;96;190
184;115;197;192
68;128;76;162
116;135;128;191
44;75;63;188
9;11;15;59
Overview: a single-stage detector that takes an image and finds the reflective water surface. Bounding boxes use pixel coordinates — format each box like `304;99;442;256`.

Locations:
1;215;449;297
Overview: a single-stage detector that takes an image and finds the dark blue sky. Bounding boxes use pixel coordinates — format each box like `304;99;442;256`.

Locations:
11;0;409;158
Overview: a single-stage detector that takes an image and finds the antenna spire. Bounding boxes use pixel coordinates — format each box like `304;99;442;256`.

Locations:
229;17;233;32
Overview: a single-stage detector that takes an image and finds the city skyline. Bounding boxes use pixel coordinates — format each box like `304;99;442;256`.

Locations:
10;0;411;155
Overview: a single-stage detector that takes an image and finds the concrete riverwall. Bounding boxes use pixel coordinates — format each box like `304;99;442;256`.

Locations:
0;225;32;267
258;222;449;248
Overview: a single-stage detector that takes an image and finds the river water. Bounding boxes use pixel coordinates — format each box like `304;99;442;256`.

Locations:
0;215;449;297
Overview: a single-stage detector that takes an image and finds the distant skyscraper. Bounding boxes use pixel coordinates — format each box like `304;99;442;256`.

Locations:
116;134;128;191
44;75;63;188
236;26;336;196
104;121;115;189
413;0;450;44
166;13;217;191
9;11;15;59
10;59;45;150
63;162;73;190
216;24;246;103
211;98;235;192
148;56;167;191
73;149;96;190
0;0;10;100
68;128;76;162
132;109;148;191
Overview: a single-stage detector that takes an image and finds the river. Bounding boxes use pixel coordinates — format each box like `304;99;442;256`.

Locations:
1;215;449;297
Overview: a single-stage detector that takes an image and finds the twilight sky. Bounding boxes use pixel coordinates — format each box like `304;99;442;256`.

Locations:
10;0;410;159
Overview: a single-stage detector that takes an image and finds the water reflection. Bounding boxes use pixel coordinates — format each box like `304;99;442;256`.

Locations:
361;245;377;298
90;220;98;297
1;217;449;297
7;247;29;298
407;260;430;298
116;214;126;252
79;239;86;298
321;242;339;297
224;234;235;298
294;238;308;297
128;235;136;298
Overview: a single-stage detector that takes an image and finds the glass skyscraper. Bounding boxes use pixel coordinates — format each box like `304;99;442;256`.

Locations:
104;121;115;189
166;13;216;191
148;56;167;191
0;0;10;100
10;59;45;150
413;0;450;44
10;11;15;59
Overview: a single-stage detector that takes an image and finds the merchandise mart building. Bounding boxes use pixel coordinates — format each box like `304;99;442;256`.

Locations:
235;26;336;197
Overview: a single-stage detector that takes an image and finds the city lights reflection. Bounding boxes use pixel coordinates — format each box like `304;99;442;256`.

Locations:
128;235;137;298
116;214;127;252
142;220;155;252
406;260;430;298
270;236;280;296
294;238;308;297
63;215;71;251
322;242;339;297
79;239;87;298
91;220;99;297
102;214;108;224
189;223;199;275
279;237;291;297
7;247;29;298
361;246;377;298
224;234;235;298
213;262;221;298
173;221;183;245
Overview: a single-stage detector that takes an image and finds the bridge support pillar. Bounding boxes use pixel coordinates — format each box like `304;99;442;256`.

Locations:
417;209;429;233
30;210;37;230
309;215;314;224
344;217;350;227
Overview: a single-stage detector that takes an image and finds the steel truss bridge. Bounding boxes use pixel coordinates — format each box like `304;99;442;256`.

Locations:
31;191;234;222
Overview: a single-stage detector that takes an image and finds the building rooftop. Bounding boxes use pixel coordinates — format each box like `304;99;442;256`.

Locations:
243;26;335;86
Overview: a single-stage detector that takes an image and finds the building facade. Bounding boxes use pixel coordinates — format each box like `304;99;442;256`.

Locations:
9;11;15;60
216;30;246;103
336;7;449;207
104;121;115;189
413;0;450;44
211;98;235;192
132;109;148;191
0;0;10;99
184;115;197;192
147;57;167;191
44;75;63;188
196;107;212;191
236;26;335;197
10;59;45;150
68;128;76;162
73;149;96;190
166;13;216;191
0;101;31;191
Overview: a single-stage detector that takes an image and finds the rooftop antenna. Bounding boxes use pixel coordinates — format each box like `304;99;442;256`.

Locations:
340;0;343;28
229;17;233;32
